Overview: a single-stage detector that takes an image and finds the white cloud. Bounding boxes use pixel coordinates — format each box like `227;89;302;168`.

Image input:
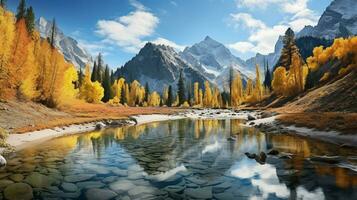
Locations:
229;0;319;56
228;41;255;54
230;13;266;29
78;39;111;56
170;1;178;6
151;37;186;52
96;1;159;53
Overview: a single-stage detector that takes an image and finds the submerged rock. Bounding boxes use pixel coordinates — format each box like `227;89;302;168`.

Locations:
61;182;78;192
247;114;256;121
244;152;257;159
185;187;212;199
267;149;279;155
310;156;342;164
9;174;24;182
85;188;117;200
4;183;33;200
64;174;95;183
24;172;55;188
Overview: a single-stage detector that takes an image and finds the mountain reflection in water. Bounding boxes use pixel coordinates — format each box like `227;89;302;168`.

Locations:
1;119;356;199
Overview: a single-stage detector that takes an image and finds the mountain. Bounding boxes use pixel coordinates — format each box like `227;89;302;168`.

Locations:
35;17;92;68
245;36;283;74
180;36;253;79
115;43;207;93
298;0;357;39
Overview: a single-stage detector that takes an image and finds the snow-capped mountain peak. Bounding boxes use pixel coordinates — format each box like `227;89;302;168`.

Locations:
35;17;92;68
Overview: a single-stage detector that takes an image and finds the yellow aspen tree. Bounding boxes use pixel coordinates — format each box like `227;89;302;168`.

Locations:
231;73;243;107
129;80;141;106
58;65;79;105
245;79;253;97
148;91;160;106
79;64;104;103
198;89;203;107
162;86;168;105
253;64;263;101
125;83;130;105
203;81;212;107
272;66;287;96
193;82;199;105
8;19;31;98
0;8;15;99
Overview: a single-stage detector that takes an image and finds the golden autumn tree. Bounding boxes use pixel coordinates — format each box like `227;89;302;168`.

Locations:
162;86;168;105
7;19;32;98
198;89;203;107
193;82;199;106
79;64;104;103
245;79;253;97
111;77;125;104
58;65;79;105
272;66;287;96
0;7;15;99
231;73;243;107
203;81;212;107
253;64;263;101
148;91;160;106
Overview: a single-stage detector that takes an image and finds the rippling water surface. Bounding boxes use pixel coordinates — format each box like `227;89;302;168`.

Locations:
1;119;357;199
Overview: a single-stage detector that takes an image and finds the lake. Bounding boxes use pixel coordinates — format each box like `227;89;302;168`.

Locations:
0;118;356;199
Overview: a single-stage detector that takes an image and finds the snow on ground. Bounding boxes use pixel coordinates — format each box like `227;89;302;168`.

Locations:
284;125;357;146
133;114;185;125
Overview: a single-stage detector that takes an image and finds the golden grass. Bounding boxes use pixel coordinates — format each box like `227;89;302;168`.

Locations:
13;102;182;134
277;112;357;134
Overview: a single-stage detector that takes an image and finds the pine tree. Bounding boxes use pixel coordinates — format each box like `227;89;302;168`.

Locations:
263;60;272;90
0;0;6;8
25;6;34;35
144;82;150;102
120;84;126;104
110;70;115;84
49;18;56;48
177;70;186;105
275;28;300;71
96;53;103;83
102;65;113;102
167;85;173;107
78;67;84;88
91;61;97;82
16;0;26;21
229;67;234;106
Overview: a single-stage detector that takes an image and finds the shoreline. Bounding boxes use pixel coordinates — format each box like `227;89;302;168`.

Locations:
2;109;356;154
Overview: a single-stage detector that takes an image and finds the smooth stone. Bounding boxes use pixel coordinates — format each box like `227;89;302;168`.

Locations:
24;172;55;188
165;185;184;193
247;114;256;120
103;176;118;183
9;174;24;182
85;188;117;200
128;186;154;199
0;179;15;188
213;182;232;193
185;187;212;199
64;174;95;182
76;181;105;189
267;149;279;155
109;180;135;193
4;183;33;200
213;192;236;200
0;173;10;179
61;182;78;192
112;169;128;176
186;177;207;185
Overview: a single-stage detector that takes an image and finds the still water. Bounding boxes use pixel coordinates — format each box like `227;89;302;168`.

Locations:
0;119;356;200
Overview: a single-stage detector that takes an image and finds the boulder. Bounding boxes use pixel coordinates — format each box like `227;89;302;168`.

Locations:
244;152;257;159
4;183;33;200
95;122;106;130
24;172;55;188
0;155;6;168
247;114;256;121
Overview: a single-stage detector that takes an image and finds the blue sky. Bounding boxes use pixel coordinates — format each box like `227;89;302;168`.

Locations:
8;0;332;68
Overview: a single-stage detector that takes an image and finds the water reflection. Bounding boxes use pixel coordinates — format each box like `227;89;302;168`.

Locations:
0;119;356;199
